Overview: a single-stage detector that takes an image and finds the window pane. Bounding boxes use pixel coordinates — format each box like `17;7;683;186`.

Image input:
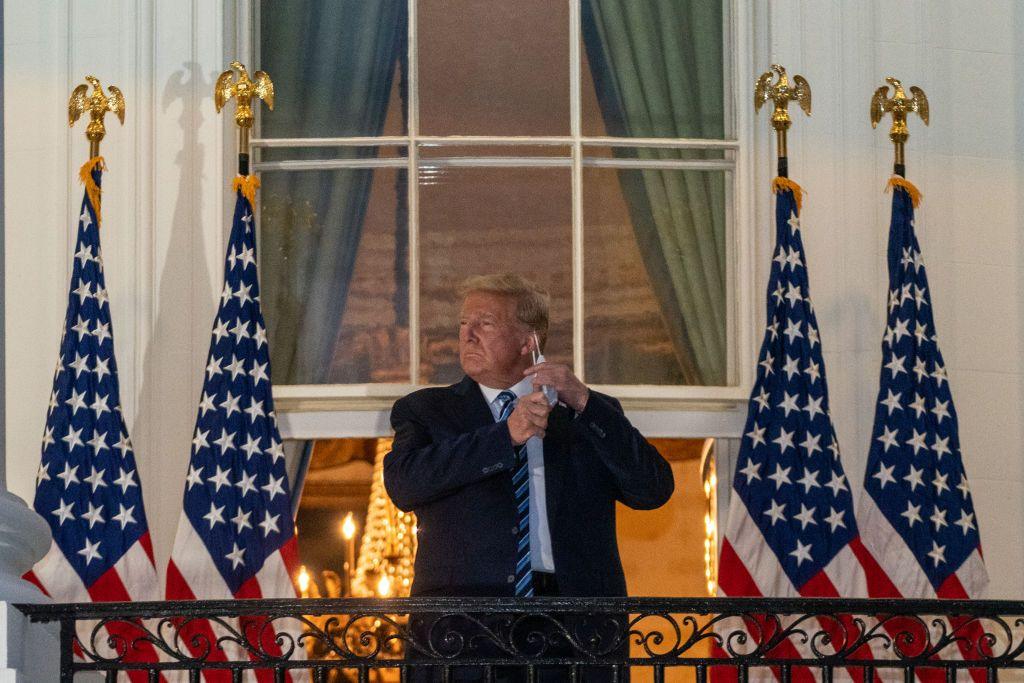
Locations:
583;145;726;161
584;166;729;386
581;0;726;138
258;146;407;164
418;0;570;136
258;0;407;138
418;144;571;159
418;167;573;384
260;168;410;384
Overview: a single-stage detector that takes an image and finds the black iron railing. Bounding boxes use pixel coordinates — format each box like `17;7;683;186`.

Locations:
16;597;1024;681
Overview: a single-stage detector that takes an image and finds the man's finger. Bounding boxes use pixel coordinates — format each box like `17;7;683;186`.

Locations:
532;377;561;393
528;402;552;418
519;394;551;411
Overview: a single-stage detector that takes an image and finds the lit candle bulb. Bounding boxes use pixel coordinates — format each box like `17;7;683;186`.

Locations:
377;574;392;598
341;513;356;540
297;566;310;598
341;512;357;597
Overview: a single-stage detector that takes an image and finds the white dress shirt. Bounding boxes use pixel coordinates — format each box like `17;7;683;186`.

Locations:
478;376;556;572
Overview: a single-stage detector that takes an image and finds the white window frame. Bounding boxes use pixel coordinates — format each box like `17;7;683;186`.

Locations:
233;0;759;438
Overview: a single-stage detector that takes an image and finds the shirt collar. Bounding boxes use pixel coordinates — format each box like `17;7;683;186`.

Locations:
478;374;534;406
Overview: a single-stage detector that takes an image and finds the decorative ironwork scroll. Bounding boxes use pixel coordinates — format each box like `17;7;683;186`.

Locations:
18;597;1024;681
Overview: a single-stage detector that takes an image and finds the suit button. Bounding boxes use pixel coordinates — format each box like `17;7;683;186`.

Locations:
507;575;516;583
512;525;519;534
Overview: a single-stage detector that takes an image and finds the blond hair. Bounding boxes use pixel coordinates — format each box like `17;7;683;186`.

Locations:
458;273;550;350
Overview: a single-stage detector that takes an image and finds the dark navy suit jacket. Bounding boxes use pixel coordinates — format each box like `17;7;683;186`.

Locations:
383;375;674;597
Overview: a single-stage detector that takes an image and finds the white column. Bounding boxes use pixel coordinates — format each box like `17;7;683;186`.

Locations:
0;493;56;682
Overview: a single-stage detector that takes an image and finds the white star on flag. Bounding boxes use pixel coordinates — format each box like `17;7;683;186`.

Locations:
856;177;987;672
165;176;299;667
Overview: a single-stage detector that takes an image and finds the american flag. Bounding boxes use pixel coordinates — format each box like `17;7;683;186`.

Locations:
165;176;300;674
25;159;161;674
716;180;880;674
856;180;988;656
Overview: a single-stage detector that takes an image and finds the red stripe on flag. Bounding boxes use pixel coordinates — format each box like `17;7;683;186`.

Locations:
850;538;956;683
88;563;162;683
713;540;816;683
235;573;292;683
799;569;880;682
718;539;761;597
22;570;51;597
138;531;156;565
849;537;902;598
938;573;987;683
279;536;299;576
166;560;233;683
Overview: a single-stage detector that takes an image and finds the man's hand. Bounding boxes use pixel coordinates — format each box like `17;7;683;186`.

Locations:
524;361;590;413
507;391;552;446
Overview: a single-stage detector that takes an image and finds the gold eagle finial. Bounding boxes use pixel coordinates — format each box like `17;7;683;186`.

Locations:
870;76;929;137
214;60;274;131
754;64;811;130
870;76;928;169
68;76;125;157
754;65;810;162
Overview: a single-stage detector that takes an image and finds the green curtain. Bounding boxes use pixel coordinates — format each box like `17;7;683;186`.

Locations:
259;0;407;385
582;0;727;385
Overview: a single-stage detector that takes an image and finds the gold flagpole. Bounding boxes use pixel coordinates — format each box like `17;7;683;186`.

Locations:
68;76;125;160
214;61;275;176
870;76;929;178
754;64;811;178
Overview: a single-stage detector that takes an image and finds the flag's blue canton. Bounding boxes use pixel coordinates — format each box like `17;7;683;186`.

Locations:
182;188;294;594
33;167;151;587
863;186;980;590
732;188;857;588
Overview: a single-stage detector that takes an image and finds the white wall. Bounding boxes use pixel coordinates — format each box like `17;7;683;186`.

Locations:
3;0;232;577
3;0;1023;597
766;0;1024;597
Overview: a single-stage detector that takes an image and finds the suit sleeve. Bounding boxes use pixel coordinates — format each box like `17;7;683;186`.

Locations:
572;392;675;510
383;396;518;512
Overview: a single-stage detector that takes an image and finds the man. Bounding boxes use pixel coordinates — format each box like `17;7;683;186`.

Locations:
383;273;674;679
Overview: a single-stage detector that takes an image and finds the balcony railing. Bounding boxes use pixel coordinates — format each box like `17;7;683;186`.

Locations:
16;597;1024;681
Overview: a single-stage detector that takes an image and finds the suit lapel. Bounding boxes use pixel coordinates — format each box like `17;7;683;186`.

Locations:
542;404;573;527
451;376;570;526
450;375;497;431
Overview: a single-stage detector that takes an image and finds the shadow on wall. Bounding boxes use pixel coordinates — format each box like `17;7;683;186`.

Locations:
131;61;216;579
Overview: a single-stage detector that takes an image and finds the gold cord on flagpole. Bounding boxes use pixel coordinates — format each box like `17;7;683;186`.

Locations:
214;61;275;177
78;157;107;223
68;76;125;160
870;77;929;177
754;64;811;178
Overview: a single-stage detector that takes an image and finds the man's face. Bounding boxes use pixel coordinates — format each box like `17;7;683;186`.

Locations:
458;291;531;387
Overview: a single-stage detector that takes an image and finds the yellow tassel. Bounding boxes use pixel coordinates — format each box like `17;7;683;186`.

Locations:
78;156;106;223
233;175;261;205
886;176;922;208
770;176;804;212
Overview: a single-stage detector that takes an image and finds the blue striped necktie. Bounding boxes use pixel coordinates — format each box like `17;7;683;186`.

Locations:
495;390;533;597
